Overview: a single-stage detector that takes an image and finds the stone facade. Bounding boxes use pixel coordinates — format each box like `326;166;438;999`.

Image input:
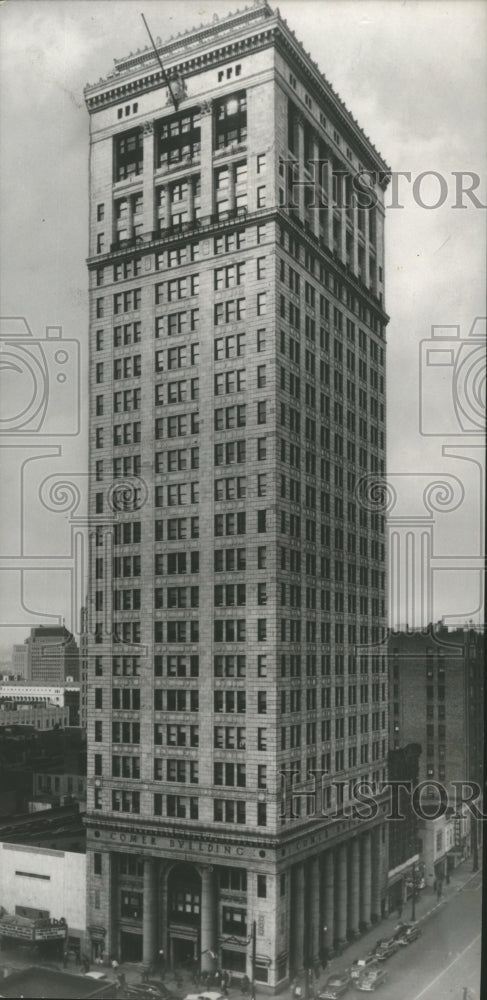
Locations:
85;2;390;988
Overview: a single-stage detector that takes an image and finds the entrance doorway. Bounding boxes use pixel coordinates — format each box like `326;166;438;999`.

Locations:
172;936;197;967
121;930;143;962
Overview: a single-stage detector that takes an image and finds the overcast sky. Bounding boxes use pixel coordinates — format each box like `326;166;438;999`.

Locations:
0;0;485;656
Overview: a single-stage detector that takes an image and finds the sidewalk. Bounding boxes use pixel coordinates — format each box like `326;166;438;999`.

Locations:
309;858;480;989
0;860;479;998
111;859;481;996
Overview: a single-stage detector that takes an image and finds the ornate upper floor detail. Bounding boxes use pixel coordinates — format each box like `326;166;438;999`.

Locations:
83;0;389;174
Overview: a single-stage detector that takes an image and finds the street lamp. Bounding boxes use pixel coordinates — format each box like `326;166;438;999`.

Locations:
410;860;416;922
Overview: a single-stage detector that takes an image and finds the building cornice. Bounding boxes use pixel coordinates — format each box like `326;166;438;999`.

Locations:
84;3;389;174
87;207;389;325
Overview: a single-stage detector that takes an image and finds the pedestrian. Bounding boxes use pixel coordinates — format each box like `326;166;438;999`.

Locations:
241;973;250;995
313;961;320;982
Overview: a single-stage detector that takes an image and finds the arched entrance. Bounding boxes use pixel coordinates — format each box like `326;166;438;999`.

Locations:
166;862;201;970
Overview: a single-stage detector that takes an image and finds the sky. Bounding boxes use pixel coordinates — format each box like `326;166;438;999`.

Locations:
0;0;485;657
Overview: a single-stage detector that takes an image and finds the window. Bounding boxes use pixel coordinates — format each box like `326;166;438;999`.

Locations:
120;891;143;920
214;800;246;824
115;130;143;181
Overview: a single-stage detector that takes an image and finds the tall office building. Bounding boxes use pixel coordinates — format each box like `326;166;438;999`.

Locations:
84;1;390;983
12;643;29;680
389;625;484;796
26;626;80;685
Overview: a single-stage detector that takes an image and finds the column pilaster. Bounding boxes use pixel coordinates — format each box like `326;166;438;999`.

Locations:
371;826;383;922
292;863;305;972
309;856;320;961
363;197;371;287
142;121;155;236
347;838;360;939
336;843;348;946
143;858;158;967
326;156;334;249
311;134;321;239
322;849;335;956
200;101;214;217
200;866;217;972
360;832;372;929
296;114;305;222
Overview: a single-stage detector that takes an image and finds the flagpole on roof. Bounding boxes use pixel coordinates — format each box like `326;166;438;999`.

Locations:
141;13;179;109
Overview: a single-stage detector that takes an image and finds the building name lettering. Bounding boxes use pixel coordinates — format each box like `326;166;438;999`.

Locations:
99;829;245;855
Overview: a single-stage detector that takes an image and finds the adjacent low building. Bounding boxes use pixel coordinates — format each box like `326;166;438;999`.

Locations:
30;766;87;812
0;682;81;727
0;702;69;730
389;624;484;798
386;742;422;912
0;805;87;958
418;805;471;887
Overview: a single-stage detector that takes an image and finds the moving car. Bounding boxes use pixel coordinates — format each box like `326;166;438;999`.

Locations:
355;966;388;992
350;956;378;981
317;971;352;998
373;937;399;961
393;921;422;945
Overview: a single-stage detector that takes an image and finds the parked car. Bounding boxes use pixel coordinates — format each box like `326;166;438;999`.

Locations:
317;970;352;998
126;986;177;1000
350;956;378;980
373;937;399;961
184;993;226;1000
393;921;422;944
355;966;389;992
124;988;164;1000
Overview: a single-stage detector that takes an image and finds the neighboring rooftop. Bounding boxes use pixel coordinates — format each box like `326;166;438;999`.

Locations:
0;802;86;852
0;966;114;999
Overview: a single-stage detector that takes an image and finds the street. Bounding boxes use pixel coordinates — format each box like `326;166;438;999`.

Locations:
347;869;482;1000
